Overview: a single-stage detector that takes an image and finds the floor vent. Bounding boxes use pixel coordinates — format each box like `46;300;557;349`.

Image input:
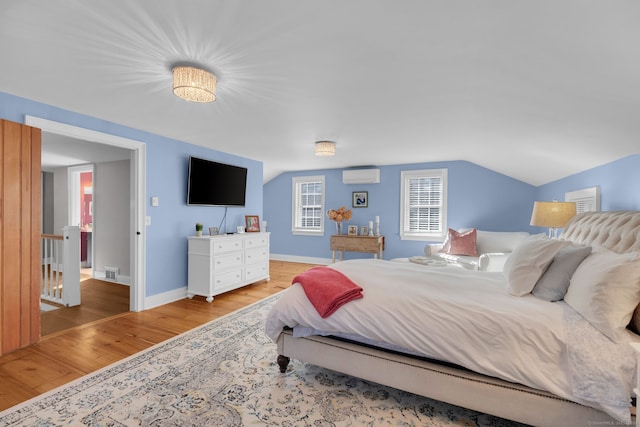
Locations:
105;266;119;281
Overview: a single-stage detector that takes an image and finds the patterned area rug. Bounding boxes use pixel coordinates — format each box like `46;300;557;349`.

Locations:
1;295;521;426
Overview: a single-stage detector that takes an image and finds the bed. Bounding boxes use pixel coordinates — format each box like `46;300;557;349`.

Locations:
265;211;640;426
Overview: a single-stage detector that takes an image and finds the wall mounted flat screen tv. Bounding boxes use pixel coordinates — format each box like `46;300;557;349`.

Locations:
187;156;247;206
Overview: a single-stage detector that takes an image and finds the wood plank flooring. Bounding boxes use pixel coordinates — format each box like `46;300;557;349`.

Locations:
41;278;130;336
0;260;317;412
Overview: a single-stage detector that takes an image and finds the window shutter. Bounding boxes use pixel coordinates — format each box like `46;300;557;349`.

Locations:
405;176;442;233
292;176;325;235
565;186;600;214
400;169;447;240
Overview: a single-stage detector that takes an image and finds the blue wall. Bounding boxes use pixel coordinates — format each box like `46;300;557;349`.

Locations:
537;155;640;211
265;154;640;262
0;92;263;298
5;90;635;286
264;161;536;260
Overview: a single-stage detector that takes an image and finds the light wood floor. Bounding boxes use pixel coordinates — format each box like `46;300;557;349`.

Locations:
0;260;317;412
41;278;130;336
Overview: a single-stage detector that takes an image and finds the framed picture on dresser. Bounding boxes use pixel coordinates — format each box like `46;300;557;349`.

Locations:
245;215;260;232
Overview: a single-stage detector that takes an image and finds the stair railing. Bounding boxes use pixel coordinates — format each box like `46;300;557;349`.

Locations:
40;226;81;307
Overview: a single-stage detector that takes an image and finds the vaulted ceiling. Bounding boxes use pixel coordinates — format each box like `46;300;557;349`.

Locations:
1;1;638;185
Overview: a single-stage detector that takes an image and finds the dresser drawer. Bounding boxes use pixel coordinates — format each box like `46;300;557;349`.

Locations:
212;237;243;254
213;252;242;270
214;269;243;290
244;234;268;249
245;262;269;282
245;247;268;265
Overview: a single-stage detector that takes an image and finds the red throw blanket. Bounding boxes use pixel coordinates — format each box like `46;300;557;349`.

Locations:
292;266;363;318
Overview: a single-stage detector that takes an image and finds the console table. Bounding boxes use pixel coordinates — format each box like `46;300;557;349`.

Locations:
330;235;384;263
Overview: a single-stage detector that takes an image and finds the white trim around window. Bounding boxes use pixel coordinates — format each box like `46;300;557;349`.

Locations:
292;175;325;236
399;168;448;241
565;186;600;214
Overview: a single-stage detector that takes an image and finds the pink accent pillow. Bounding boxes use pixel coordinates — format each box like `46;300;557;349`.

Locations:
440;228;479;256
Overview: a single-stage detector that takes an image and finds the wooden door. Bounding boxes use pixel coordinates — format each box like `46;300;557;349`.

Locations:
0;119;42;355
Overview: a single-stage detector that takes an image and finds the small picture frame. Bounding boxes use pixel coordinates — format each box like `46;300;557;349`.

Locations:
352;191;368;208
348;225;358;235
360;225;369;236
209;227;219;236
245;215;260;232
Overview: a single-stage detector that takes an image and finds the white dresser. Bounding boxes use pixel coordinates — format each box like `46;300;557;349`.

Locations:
187;232;270;302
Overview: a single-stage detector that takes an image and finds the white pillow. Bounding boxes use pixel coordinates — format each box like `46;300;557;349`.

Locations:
504;236;570;296
564;248;640;342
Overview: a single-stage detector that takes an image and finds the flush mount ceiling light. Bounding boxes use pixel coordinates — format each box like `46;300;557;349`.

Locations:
315;141;336;156
172;65;216;103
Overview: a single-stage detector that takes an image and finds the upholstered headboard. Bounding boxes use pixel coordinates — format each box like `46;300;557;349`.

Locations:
561;211;640;253
561;210;640;333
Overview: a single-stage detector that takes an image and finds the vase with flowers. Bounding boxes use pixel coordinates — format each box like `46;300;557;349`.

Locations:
327;206;352;235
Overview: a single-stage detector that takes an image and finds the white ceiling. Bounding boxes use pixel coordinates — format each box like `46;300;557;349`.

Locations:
39;133;131;172
1;1;638;185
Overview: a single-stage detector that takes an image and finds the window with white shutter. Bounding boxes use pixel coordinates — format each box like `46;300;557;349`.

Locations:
292;176;325;235
565;186;600;214
400;169;448;240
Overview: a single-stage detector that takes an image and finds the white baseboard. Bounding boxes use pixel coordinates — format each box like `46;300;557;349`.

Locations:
144;286;188;310
270;254;331;265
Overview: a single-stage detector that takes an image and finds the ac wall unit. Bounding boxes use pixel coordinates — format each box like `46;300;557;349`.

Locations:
342;169;381;184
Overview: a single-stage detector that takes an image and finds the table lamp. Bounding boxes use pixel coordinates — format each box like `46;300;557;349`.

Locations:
530;201;577;238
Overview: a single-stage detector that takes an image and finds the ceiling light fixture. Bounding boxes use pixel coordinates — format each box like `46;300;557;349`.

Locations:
315;141;336;156
172;65;216;103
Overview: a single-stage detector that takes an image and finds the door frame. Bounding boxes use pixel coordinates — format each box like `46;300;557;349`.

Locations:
25;116;146;312
68;164;95;276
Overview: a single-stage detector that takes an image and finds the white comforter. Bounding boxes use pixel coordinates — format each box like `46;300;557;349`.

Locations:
265;259;636;423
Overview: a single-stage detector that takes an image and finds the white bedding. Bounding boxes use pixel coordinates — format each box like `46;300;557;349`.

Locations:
265;259;637;423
